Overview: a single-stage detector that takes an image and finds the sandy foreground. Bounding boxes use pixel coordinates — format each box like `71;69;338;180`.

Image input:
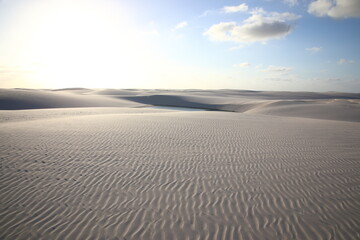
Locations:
1;89;360;239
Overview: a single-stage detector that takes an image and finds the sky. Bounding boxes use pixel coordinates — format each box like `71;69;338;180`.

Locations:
0;0;359;92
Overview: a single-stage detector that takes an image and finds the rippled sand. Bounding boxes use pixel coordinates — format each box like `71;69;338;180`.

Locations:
1;107;359;240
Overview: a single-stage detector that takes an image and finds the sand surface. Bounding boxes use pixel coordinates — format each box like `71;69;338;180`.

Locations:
1;89;360;239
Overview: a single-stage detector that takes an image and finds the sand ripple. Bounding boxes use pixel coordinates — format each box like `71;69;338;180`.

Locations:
1;109;360;239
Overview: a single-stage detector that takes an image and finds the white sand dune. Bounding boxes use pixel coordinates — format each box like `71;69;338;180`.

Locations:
1;89;360;239
1;88;359;122
0;89;140;110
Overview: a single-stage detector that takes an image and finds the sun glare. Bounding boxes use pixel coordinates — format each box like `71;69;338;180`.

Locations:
11;0;152;88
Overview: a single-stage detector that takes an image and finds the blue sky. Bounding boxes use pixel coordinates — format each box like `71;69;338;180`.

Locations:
0;0;359;92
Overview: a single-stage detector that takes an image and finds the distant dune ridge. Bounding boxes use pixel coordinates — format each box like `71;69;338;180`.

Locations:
1;88;360;239
1;88;360;122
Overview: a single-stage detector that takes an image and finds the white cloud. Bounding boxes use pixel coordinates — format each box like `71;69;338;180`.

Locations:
234;62;251;68
338;58;355;64
261;65;293;72
308;0;337;17
204;10;300;43
268;12;301;21
173;21;188;30
306;47;322;52
223;3;248;13
283;0;298;7
250;7;266;15
308;0;360;18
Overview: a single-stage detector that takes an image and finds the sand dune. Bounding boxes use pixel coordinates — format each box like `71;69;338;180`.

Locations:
247;99;360;122
0;89;139;110
1;88;359;122
1;89;360;239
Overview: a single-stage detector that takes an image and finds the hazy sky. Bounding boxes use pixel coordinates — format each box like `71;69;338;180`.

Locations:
0;0;359;92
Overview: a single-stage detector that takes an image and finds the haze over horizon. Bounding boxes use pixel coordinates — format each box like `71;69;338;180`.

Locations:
0;0;359;92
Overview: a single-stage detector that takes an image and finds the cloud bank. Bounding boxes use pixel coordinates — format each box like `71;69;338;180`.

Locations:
204;8;300;43
308;0;360;18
